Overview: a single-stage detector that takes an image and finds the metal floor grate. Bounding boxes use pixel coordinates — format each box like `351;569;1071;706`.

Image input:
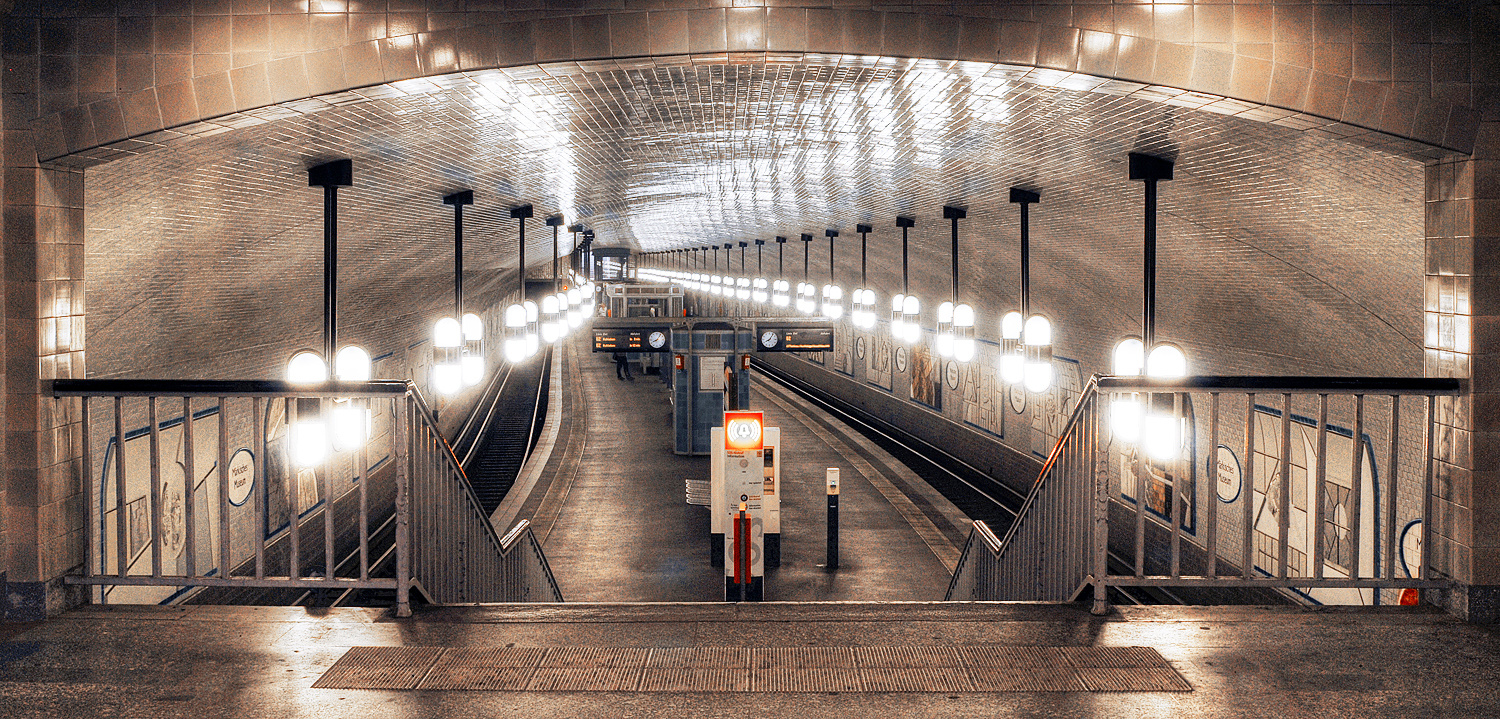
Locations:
313;647;446;690
314;645;1191;693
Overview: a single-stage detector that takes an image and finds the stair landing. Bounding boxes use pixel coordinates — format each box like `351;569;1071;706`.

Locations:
3;601;1497;717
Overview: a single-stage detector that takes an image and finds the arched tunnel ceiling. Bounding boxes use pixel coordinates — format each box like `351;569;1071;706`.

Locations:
85;55;1423;379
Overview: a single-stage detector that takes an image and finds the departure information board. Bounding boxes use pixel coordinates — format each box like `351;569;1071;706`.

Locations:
593;328;670;352
755;326;835;352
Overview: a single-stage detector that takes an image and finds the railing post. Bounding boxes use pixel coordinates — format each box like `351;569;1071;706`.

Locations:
395;394;412;617
1091;393;1110;616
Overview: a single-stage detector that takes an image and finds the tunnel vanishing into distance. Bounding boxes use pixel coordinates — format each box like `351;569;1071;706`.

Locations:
0;1;1496;624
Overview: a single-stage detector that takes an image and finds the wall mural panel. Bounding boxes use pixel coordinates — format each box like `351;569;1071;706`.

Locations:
867;329;893;391
910;341;941;410
833;321;855;376
959;341;1002;437
1249;406;1379;605
1031;358;1083;458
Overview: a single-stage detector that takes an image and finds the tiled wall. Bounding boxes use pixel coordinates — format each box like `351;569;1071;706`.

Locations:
2;163;87;619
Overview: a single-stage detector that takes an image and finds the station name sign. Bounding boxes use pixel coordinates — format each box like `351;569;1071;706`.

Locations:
755;324;835;352
593;327;670;352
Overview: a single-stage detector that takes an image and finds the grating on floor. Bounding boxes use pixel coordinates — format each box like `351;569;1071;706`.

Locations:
312;646;446;690
314;645;1192;693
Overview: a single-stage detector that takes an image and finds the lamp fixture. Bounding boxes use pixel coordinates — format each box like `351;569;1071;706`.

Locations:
1111;153;1188;460
892;216;921;343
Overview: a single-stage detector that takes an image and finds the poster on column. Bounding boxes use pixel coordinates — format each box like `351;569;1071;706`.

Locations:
960;343;1001;437
867;331;893;391
99;409;224;605
909;342;941;410
1030;358;1082;458
1250;407;1378;605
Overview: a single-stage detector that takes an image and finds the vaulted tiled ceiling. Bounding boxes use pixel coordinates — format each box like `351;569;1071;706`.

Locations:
85;55;1423;379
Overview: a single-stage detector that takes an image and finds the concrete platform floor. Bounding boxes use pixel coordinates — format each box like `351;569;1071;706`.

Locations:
2;602;1498;718
535;340;961;602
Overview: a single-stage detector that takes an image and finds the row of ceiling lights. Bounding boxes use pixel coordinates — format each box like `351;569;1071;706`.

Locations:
282;160;600;468
639;154;1190;460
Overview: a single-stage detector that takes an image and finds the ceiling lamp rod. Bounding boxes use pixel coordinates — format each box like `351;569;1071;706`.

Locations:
893;216;918;343
939;206;972;361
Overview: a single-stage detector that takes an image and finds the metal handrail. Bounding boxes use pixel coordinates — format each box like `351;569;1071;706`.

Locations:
55;377;563;615
1098;376;1461;394
995;376;1100;551
406;383;471;481
52;378;411;397
947;373;1460;611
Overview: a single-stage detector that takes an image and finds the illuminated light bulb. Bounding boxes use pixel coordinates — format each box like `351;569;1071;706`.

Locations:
523;300;539;358
291;419;329;468
901;294;922;343
1113;338;1144;377
822;284;844;320
952;302;975;362
1022;314;1053;392
330;401;372;452
1143;412;1182;461
461;313;485;385
935;301;955;357
1147;343;1188;379
890;294;905;338
334;346;371;381
999;311;1024;384
287;350;328;384
1111;396;1142;443
503;338;527;363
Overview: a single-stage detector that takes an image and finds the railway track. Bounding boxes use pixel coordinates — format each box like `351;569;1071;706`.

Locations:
751;359;1186;606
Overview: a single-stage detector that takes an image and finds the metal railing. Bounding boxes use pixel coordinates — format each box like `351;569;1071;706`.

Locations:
947;375;1460;614
54;378;562;617
945;378;1102;603
404;387;563;606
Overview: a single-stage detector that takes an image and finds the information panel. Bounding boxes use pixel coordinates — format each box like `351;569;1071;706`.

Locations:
755;325;835;352
593;327;670;352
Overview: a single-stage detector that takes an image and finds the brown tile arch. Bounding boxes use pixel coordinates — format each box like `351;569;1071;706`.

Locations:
11;8;1480;165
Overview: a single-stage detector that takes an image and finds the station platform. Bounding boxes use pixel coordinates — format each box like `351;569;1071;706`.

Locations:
3;601;1496;717
521;335;965;602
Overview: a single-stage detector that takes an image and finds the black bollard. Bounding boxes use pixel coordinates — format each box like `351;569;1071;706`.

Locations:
826;468;840;570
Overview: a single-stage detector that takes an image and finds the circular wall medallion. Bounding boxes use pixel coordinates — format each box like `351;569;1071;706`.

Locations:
894;347;908;373
227;448;255;506
1400;519;1423;579
945;361;960;390
1215;445;1243;503
1008;383;1027;414
854;335;867;360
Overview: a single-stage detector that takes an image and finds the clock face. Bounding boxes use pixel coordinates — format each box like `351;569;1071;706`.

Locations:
648;330;667;349
761;330;780;348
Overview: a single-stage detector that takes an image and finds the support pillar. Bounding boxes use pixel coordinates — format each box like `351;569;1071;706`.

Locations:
1427;118;1500;621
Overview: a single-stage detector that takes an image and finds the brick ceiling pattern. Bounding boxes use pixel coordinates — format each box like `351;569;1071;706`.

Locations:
85;55;1422;379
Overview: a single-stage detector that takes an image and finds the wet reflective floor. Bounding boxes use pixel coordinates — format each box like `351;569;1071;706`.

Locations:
3;602;1498;718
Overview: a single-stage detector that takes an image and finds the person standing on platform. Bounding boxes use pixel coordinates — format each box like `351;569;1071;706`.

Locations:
612;351;633;381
